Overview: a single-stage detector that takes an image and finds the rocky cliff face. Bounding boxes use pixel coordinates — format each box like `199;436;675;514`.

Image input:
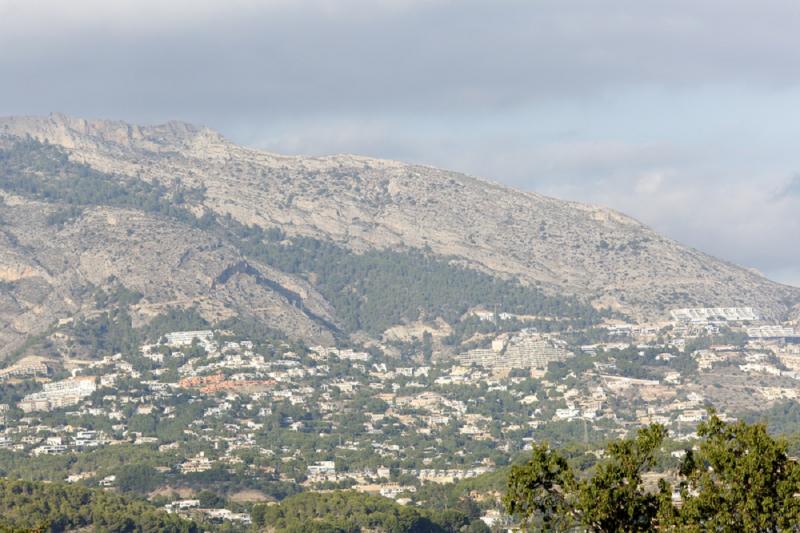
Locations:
0;113;797;357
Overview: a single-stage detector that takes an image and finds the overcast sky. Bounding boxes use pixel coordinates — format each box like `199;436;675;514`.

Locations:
2;0;799;286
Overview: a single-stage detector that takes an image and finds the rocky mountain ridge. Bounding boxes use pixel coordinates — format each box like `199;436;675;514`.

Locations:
0;113;797;358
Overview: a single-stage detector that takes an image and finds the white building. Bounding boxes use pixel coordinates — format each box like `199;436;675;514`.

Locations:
308;460;336;476
554;408;580;421
747;326;798;339
164;330;214;347
457;331;573;370
670;307;759;323
18;377;97;413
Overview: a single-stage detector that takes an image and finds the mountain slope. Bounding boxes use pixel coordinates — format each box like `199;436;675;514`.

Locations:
0;195;339;352
0;113;797;357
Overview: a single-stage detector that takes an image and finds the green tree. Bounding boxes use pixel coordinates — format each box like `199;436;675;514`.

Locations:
0;477;197;532
506;425;666;531
115;463;161;494
422;331;433;363
665;411;800;531
506;415;800;532
197;490;225;509
503;443;576;531
575;424;666;532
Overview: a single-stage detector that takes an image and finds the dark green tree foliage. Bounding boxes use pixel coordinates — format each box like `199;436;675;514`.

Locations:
746;401;800;453
504;443;576;531
422;331;433;363
138;307;210;343
229;227;605;336
505;426;665;532
115;464;162;494
581;344;698;381
94;281;144;308
670;412;800;531
67;307;209;358
505;414;800;532
0;477;198;532
685;326;749;352
71;309;140;356
251;490;477;533
576;425;666;532
196;490;226;509
0;137;205;226
0;380;40;407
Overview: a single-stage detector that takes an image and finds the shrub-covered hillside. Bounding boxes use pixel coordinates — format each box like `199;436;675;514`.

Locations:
0;477;198;532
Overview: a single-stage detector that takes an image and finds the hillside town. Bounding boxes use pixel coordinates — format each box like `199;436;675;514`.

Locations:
0;305;798;527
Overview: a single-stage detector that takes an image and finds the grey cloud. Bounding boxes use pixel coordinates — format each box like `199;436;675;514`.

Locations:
4;0;800;122
775;175;800;199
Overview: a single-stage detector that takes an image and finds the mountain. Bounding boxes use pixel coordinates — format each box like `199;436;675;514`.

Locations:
0;113;797;359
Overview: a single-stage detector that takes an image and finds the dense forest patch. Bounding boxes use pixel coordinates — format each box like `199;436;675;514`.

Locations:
0;477;198;532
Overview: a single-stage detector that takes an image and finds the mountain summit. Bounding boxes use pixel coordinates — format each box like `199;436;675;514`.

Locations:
0;113;796;357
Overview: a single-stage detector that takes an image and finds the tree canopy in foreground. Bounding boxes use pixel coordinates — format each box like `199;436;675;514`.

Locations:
505;411;800;532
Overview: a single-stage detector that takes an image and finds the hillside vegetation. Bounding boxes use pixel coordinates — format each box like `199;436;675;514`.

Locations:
0;477;198;532
251;491;489;533
0;136;605;357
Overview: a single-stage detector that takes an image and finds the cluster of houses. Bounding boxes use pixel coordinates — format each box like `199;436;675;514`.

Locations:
1;303;799;527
